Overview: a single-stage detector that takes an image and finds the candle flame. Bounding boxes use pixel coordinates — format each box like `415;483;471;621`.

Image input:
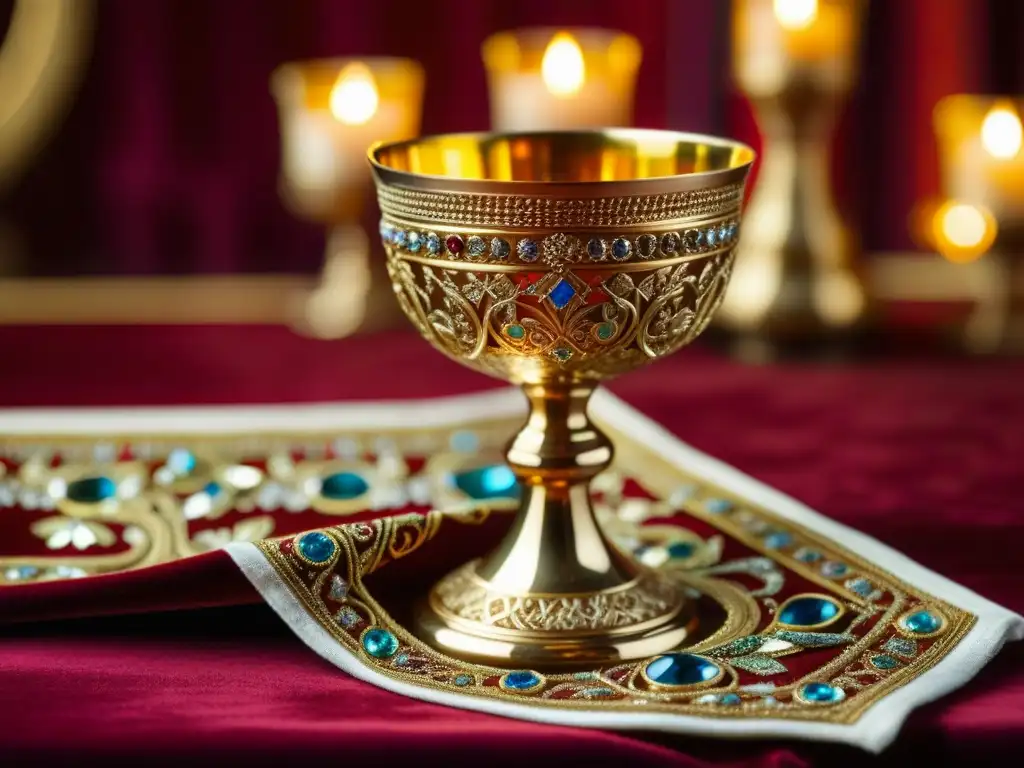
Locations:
541;32;586;97
773;0;819;29
980;103;1022;159
329;63;379;125
934;201;996;263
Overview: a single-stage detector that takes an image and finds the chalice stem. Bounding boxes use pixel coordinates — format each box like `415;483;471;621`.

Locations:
476;384;639;595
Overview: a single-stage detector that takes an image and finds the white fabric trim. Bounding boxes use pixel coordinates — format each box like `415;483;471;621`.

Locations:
7;388;1020;751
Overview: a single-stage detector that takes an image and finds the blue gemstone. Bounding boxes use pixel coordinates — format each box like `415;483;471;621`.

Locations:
904;610;942;634
706;228;719;247
548;280;577;309
167;449;196;475
66;476;117;504
453;674;474;687
795;548;822;563
801;682;840;703
611;237;631;260
502;670;541;691
764;531;793;549
779;596;840;627
719;224;730;243
517;239;538;262
695;229;708;249
393;230;408;248
587;238;606;260
720;693;742;706
454;465;518;500
203;481;223;497
846;577;874;597
667;541;696;559
870;654;899;670
705;498;732;514
425;233;442;254
645;653;720;687
394;653;410;666
378;220;392;239
320;472;369;500
362;628;399;658
297;531;336;564
407;232;423;252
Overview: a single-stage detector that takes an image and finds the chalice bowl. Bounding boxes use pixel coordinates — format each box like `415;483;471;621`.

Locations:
370;129;755;667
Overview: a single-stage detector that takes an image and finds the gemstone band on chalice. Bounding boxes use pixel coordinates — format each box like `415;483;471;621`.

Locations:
369;129;755;667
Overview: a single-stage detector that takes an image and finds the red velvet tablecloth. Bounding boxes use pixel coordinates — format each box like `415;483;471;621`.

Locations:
0;325;1022;767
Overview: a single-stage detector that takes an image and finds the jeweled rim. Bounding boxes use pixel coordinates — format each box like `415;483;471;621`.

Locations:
369;129;756;198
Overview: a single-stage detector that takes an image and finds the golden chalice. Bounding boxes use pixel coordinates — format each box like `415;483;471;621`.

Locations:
370;129;755;667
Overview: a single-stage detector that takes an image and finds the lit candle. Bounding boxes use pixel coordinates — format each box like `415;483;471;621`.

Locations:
483;28;641;132
272;58;423;220
936;96;1024;221
734;0;859;91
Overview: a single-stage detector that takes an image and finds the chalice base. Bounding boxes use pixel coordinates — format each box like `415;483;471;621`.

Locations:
413;559;700;669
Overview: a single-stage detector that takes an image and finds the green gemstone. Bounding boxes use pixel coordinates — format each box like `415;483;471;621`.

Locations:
362;628;399;658
505;323;525;340
551;347;573;362
870;654;899;670
596;322;615;340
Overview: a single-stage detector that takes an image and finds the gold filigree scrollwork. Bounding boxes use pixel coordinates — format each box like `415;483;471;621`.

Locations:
431;561;682;633
385;240;735;383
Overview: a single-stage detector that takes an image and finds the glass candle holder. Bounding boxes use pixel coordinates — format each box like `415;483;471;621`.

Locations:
934;95;1024;224
933;95;1024;354
270;57;424;339
482;28;641;131
271;57;424;223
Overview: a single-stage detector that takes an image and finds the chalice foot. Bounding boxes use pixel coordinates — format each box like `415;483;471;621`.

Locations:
415;384;698;667
370;129;755;668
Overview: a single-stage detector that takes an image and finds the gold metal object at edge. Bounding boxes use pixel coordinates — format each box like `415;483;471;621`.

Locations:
369;129;755;666
717;0;868;352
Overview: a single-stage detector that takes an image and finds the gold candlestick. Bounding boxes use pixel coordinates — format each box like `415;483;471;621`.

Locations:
271;57;424;338
717;0;867;353
370;129;754;666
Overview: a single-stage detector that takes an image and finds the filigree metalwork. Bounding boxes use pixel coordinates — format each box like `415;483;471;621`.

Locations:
386;240;735;383
430;561;682;633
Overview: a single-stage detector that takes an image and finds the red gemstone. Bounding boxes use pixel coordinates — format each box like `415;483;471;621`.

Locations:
445;235;464;254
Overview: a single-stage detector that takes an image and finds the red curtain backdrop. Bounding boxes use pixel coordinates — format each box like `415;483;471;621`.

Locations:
4;0;1021;276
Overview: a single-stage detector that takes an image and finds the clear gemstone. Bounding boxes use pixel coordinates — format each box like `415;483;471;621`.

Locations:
490;237;510;259
466;235;486;257
329;575;349;601
587;238;607;260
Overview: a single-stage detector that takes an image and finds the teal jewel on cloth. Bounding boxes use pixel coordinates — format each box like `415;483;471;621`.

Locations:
297;532;336;564
66;476;117;503
903;610;942;634
501;671;542;691
645;654;720;686
320;472;369;500
778;596;840;627
454;465;518;500
800;682;844;703
362;629;399;658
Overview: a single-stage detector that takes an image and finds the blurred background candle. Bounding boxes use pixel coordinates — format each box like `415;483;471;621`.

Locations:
932;95;1024;353
482;28;641;131
716;0;867;358
270;57;423;339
